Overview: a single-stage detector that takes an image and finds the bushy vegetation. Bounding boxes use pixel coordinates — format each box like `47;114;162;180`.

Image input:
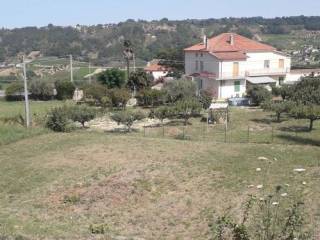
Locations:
127;69;152;92
97;68;126;89
164;79;197;103
46;105;96;132
174;98;202;125
247;85;272;106
109;88;131;109
55;80;76;100
5;82;24;101
136;89;166;107
82;83;108;106
111;110;146;131
29;79;54;100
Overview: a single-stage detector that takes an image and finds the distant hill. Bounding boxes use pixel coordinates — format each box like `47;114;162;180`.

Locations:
1;16;320;66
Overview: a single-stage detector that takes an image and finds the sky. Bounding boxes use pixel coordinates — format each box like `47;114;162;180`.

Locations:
1;0;320;28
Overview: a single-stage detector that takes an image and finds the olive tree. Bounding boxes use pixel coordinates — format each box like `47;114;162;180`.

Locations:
174;98;202;126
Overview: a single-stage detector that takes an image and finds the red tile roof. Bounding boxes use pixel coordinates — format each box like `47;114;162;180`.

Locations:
184;33;276;61
144;63;169;72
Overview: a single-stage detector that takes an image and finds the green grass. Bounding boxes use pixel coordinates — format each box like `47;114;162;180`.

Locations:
0;132;319;239
0;100;64;145
142;107;320;146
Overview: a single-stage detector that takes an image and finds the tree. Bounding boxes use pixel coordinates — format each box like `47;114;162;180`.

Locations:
272;85;294;100
97;68;126;89
247;85;272;106
198;90;213;109
109;88;131;109
123;40;134;80
111;110;145;132
164;79;197;103
82;83;108;105
5;82;24;101
174;98;202;125
29;79;54;100
291;104;320;131
153;106;174;124
127;69;152;92
262;101;294;122
55;80;76;100
69;105;96;127
136;89;166;107
46;106;74;132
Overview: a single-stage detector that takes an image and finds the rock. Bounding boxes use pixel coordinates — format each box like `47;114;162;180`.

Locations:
302;181;307;185
294;168;306;173
281;193;288;197
272;202;279;206
257;185;263;189
258;157;268;160
256;168;262;172
285;184;290;187
248;185;255;188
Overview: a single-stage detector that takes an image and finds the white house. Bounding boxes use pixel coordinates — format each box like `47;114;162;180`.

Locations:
144;61;170;81
184;33;291;99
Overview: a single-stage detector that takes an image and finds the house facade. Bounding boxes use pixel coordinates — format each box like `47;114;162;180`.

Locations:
144;60;170;81
184;33;291;99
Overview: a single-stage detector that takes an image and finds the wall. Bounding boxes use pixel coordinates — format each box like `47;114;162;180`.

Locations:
185;51;220;75
151;71;168;80
219;79;246;99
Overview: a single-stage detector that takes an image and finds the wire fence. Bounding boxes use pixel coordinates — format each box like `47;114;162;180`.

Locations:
141;124;320;146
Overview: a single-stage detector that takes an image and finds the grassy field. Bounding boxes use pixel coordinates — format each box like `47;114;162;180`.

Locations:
0;101;319;238
0;132;319;239
0;100;64;145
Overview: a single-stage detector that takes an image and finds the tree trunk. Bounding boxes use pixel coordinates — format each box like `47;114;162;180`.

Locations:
276;112;281;122
309;119;314;131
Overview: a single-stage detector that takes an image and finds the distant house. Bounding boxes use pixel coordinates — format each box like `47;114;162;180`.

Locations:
285;68;320;84
27;51;42;60
144;61;170;81
184;33;291;99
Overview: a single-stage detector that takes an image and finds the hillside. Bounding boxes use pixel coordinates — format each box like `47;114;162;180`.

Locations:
0;16;320;66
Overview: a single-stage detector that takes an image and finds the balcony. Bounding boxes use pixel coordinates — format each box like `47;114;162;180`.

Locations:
246;68;290;77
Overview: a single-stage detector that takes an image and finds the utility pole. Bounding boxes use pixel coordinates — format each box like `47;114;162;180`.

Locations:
70;54;73;82
89;61;92;84
22;56;31;128
133;53;136;72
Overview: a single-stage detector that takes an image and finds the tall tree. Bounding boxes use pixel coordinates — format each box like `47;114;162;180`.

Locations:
123;40;134;81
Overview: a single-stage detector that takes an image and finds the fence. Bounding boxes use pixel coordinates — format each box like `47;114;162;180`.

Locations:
141;123;320;146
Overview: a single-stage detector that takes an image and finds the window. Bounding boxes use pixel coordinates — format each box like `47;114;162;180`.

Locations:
264;60;270;69
195;60;199;70
198;79;203;90
200;53;203;57
195;53;199;57
234;81;241;92
233;62;239;77
200;61;204;71
279;76;285;85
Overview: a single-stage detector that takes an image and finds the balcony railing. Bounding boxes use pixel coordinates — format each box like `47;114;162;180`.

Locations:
246;68;290;76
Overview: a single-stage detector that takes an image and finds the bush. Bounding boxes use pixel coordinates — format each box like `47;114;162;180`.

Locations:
97;68;126;89
69;105;96;127
127;69;152;91
174;98;203;125
164;79;197;103
55;80;76;100
111;110;146;131
153;106;175;123
109;88;131;109
136;89;166;107
82;83;108;106
29;79;54;100
5;82;24;101
198;90;213;109
247;85;272;106
262;101;294;122
46;106;75;132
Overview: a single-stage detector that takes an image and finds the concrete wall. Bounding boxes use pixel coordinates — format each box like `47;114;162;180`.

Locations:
185;52;220;75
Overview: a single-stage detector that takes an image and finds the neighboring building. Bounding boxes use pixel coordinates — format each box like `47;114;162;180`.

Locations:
184;33;291;99
285;68;320;84
144;60;170;81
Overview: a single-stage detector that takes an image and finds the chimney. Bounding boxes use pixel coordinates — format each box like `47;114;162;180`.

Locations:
203;35;208;49
229;34;234;46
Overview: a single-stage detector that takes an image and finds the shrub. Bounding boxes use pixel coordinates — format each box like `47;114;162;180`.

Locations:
127;69;152;91
174;98;202;125
109;88;131;109
111;110;146;131
29;79;54;100
5;82;24;101
82;83;108;106
247;85;272;106
101;96;112;109
198;90;213;109
69;105;96;127
163;79;197;103
153;106;175;124
46;106;74;132
136;89;166;107
97;68;126;89
55;80;76;100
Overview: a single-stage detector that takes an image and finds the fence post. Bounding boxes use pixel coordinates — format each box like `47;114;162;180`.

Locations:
162;124;165;138
224;124;227;143
247;125;250;143
271;126;274;143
